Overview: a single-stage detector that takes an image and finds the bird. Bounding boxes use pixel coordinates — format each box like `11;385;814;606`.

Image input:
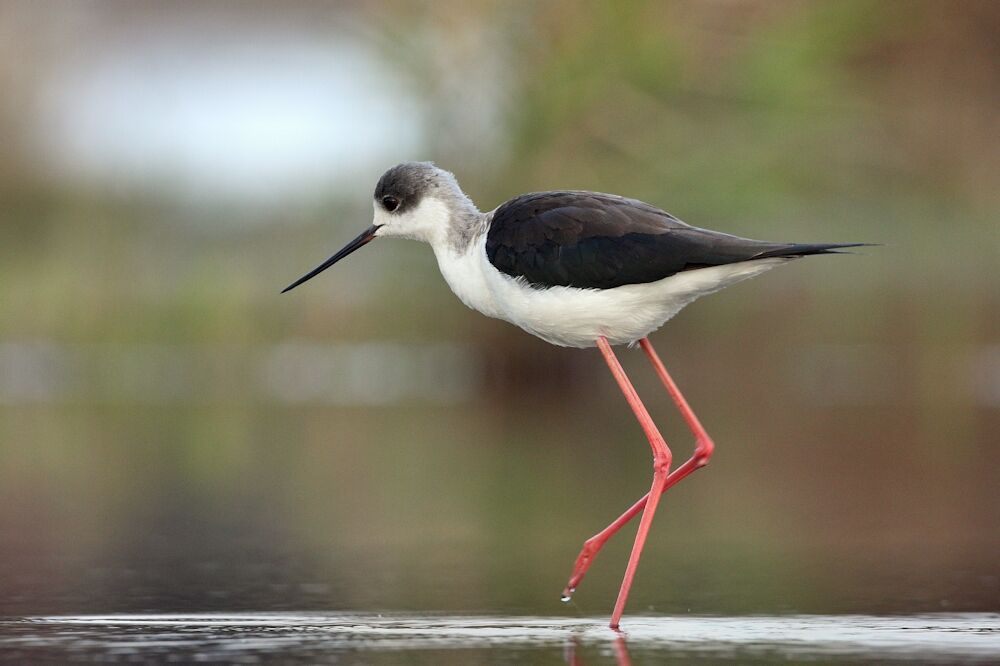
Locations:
282;161;867;629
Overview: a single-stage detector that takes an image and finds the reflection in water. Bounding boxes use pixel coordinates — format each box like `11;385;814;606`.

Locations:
2;613;998;664
612;636;631;665
566;635;632;666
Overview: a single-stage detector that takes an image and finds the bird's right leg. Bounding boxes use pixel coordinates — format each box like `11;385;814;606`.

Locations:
587;336;673;629
561;337;715;604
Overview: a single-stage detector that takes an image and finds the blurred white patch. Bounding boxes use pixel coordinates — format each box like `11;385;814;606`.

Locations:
0;340;480;405
0;341;78;403
970;344;1000;407
36;25;423;205
262;340;480;405
792;344;902;406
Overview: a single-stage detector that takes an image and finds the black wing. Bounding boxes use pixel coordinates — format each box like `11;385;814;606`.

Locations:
485;191;861;289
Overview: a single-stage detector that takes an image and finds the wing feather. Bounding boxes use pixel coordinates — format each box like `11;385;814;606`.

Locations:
485;191;862;289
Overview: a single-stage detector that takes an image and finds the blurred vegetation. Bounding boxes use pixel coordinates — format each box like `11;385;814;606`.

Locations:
0;0;997;617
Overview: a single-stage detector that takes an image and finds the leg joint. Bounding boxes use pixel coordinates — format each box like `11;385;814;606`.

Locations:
693;436;715;467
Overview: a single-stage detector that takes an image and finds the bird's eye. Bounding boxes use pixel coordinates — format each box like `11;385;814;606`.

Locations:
382;196;400;212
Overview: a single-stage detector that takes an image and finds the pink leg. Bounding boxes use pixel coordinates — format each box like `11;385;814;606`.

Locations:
593;337;673;629
562;337;715;619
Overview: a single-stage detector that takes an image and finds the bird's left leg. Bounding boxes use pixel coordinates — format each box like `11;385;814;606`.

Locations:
592;336;673;629
562;338;714;608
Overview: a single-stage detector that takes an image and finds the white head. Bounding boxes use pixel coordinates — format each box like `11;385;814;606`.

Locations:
282;162;481;293
372;161;479;245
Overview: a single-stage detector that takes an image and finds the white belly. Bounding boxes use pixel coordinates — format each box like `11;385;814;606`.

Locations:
435;236;788;348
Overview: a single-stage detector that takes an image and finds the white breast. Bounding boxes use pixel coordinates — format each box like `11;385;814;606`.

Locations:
432;236;502;319
433;235;788;348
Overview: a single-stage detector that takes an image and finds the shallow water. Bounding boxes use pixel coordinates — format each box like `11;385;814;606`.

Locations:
2;613;998;664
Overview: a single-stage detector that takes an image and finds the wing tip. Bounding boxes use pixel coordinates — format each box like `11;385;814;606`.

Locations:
759;242;880;259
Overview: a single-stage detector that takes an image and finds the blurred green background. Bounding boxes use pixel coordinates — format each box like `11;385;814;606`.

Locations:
0;0;997;618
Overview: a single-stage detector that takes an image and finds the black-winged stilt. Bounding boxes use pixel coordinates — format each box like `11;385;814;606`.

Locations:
282;162;867;629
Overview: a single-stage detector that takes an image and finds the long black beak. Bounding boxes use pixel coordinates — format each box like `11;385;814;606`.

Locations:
281;225;378;293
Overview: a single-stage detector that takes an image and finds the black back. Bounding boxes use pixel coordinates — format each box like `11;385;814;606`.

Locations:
485;191;858;289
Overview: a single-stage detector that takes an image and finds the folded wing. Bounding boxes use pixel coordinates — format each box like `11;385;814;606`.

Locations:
486;191;863;289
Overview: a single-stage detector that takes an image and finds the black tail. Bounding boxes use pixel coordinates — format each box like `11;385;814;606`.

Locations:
754;242;874;260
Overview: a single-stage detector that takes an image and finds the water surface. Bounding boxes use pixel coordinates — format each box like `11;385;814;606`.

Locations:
2;613;998;664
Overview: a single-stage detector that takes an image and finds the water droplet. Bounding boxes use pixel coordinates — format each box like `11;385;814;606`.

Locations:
560;594;571;603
